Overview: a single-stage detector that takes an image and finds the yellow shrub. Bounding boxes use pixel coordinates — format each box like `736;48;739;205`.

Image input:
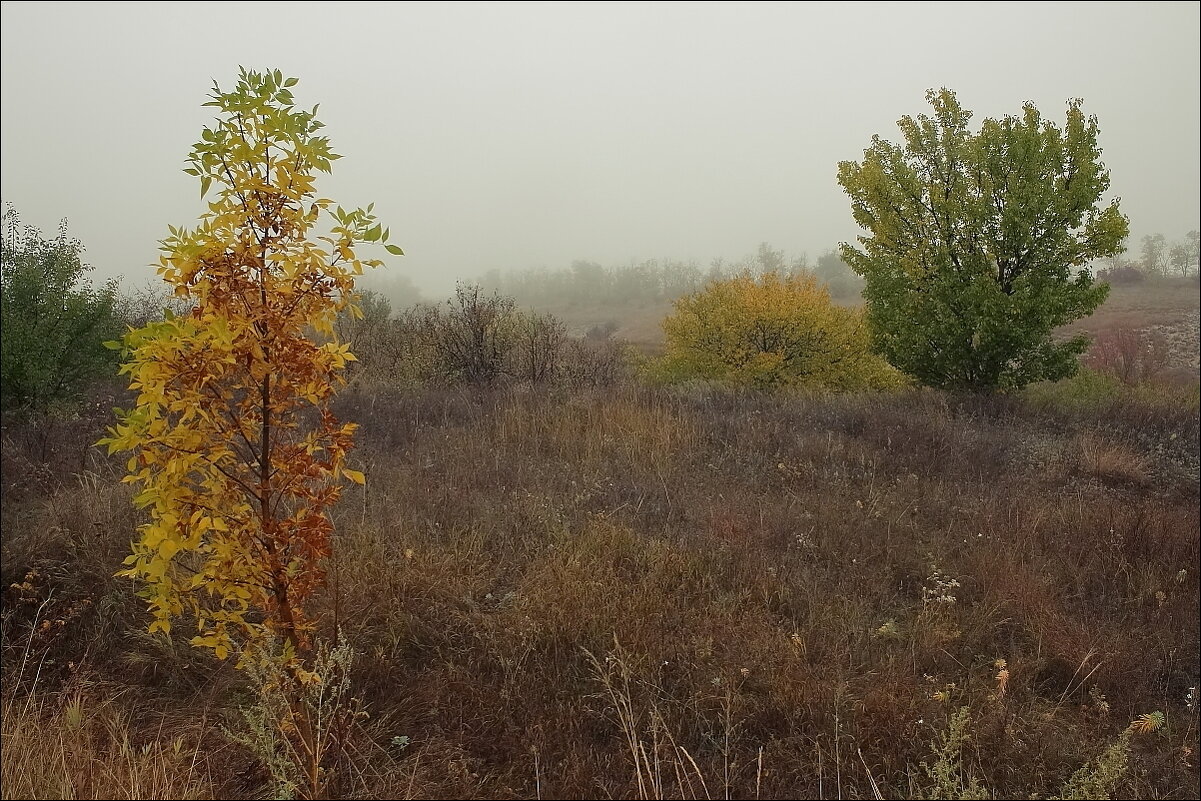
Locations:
661;271;902;390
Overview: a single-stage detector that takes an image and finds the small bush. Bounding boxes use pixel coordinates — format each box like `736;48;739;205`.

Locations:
1022;369;1122;412
1077;432;1151;486
660;271;901;390
1055;729;1132;800
920;707;989;800
585;320;620;342
424;283;521;385
511;312;567;385
1083;326;1171;386
340;286;631;391
333;289;395;373
1;206;123;415
115;280;195;328
561;338;631;390
226;639;365;800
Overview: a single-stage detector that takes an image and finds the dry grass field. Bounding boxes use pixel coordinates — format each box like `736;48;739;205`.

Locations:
2;278;1198;800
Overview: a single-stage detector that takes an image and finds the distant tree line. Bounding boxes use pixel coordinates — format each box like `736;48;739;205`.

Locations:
478;242;863;310
1099;230;1199;282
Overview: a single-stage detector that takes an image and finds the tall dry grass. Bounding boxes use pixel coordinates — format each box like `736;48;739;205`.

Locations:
3;379;1198;799
1;687;213;800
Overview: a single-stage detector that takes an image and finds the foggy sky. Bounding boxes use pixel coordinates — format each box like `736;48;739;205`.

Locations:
2;1;1198;296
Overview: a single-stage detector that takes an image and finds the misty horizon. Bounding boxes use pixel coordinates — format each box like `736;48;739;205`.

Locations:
2;1;1198;298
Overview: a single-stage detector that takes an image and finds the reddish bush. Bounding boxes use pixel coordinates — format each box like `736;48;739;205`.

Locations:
1083;326;1171;385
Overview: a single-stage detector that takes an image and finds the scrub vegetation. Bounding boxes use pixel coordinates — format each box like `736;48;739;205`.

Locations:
2;70;1197;800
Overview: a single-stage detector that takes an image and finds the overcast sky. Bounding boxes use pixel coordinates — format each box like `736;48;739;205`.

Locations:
2;1;1198;295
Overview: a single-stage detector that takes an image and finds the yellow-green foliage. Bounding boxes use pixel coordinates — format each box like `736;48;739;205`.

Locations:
660;271;902;389
99;68;397;662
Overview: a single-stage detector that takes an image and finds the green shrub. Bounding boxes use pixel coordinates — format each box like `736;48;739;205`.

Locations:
1;206;122;414
1022;368;1122;412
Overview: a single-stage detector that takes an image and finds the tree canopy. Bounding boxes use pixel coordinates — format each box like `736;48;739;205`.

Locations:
838;89;1128;392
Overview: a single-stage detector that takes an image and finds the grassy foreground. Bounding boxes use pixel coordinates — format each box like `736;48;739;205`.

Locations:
2;380;1198;799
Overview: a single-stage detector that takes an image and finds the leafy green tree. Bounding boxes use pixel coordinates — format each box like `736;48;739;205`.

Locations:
838;89;1128;392
1;206;122;413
